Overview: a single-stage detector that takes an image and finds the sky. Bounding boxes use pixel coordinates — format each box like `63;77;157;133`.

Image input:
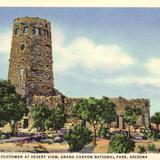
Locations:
0;7;160;115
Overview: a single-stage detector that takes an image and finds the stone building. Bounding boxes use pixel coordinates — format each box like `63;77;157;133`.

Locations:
8;17;151;129
8;17;54;104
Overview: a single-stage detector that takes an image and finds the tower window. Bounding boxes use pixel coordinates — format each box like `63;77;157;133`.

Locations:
32;28;35;34
46;44;51;48
19;68;25;80
44;30;49;37
23;27;29;34
45;24;48;28
21;44;25;50
15;28;19;35
24;22;30;26
35;28;41;36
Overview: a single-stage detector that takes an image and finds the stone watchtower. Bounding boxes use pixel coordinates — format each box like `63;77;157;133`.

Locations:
8;17;55;102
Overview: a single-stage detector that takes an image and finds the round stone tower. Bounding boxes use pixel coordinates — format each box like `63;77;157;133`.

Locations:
8;17;54;100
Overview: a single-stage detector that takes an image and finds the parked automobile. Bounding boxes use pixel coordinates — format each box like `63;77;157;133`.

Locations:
53;136;63;143
133;135;147;140
40;138;53;144
0;133;10;140
110;130;128;137
38;133;46;139
60;128;70;134
118;130;128;136
133;136;144;140
15;132;35;137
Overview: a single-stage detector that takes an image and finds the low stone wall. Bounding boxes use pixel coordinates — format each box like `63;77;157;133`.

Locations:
31;95;150;129
32;95;64;108
110;97;150;128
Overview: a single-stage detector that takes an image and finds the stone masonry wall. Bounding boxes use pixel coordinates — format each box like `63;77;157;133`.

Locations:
32;95;64;108
8;17;54;98
110;97;150;128
32;95;150;129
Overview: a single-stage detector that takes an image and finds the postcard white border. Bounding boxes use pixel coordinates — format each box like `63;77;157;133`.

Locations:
0;1;160;160
0;0;160;7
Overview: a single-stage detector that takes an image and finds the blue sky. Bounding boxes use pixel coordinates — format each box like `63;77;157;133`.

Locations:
0;8;160;115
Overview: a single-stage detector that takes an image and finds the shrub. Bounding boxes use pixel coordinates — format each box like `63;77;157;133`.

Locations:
109;134;135;153
138;145;146;153
31;105;65;131
98;127;110;139
65;125;92;152
16;142;24;147
147;144;158;153
0;134;8;140
147;130;159;140
0;80;28;126
33;144;48;153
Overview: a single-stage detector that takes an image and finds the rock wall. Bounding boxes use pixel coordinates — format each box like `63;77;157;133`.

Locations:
31;95;150;129
32;95;64;107
110;97;150;128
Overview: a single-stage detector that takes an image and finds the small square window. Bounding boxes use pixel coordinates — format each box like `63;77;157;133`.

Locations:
21;44;25;50
44;30;49;37
35;28;41;36
23;27;29;34
15;28;19;35
19;68;25;80
32;28;35;34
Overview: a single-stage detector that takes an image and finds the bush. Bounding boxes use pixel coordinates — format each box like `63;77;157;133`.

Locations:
109;134;135;153
0;134;9;140
138;145;146;153
147;144;158;153
0;80;28;126
33;144;48;153
147;130;159;140
98;127;110;139
65;125;92;152
16;142;24;147
31;105;65;131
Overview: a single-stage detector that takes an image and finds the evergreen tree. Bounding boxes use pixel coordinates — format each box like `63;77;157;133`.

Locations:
151;112;160;130
109;134;135;153
65;124;92;152
0;80;28;126
124;107;141;137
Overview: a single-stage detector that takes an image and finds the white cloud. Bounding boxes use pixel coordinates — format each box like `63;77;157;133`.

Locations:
53;29;134;73
52;29;160;88
0;26;134;74
0;26;159;89
67;72;160;88
111;76;160;87
0;29;12;55
51;23;65;47
145;58;160;77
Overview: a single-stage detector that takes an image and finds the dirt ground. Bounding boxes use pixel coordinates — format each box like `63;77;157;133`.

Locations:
94;139;160;153
0;139;160;153
94;139;109;153
134;140;160;152
0;142;69;153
